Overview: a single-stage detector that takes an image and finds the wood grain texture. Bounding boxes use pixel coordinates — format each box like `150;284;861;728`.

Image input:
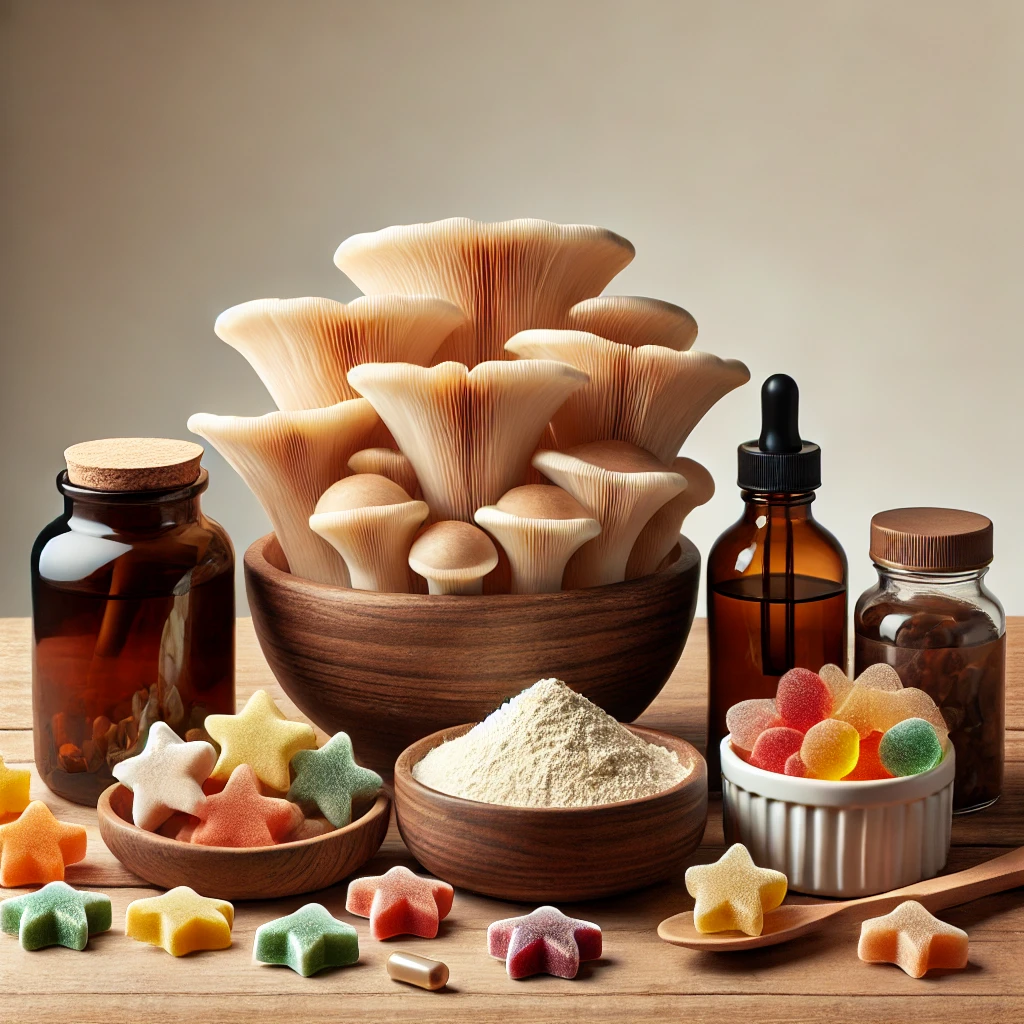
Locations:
1;617;1023;1023
244;533;701;776
96;784;391;900
394;724;707;901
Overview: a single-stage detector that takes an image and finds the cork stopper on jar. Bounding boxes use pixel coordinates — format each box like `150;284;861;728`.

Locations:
64;438;204;492
869;507;993;572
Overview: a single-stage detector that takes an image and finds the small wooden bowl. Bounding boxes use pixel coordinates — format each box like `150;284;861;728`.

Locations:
97;784;391;900
393;724;708;901
245;532;701;777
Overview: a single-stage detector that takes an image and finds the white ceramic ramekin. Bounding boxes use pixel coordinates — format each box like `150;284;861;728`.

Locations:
720;736;954;897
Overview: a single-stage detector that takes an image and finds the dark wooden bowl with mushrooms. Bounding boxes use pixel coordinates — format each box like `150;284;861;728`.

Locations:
245;531;701;777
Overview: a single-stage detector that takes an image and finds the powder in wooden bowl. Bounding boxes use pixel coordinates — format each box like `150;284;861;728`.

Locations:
412;678;688;807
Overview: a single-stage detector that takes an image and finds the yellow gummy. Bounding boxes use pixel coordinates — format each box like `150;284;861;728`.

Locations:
204;690;316;793
833;685;897;738
125;886;234;957
801;719;860;780
684;843;787;936
0;757;31;817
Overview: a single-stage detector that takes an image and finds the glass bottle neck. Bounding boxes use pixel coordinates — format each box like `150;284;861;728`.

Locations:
739;490;816;520
57;471;207;531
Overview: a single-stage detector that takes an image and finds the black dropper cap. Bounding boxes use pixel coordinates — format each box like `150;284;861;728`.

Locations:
737;374;821;493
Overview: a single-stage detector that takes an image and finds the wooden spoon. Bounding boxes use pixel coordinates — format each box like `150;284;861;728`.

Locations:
658;845;1024;951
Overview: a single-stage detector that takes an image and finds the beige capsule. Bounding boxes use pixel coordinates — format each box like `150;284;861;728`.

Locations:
386;950;449;990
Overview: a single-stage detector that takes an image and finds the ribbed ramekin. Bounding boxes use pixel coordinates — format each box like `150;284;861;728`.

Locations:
720;736;954;897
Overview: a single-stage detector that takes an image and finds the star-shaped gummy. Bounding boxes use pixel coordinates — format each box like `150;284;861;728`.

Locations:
125;886;234;956
0;801;88;887
205;689;316;793
346;865;454;940
112;722;217;831
0;882;111;951
253;903;359;976
0;755;31;818
190;764;304;848
858;900;969;978
487;906;602;980
684;843;788;936
287;732;381;827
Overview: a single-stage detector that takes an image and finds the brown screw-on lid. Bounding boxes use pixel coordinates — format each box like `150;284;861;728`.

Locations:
64;438;204;492
869;507;993;571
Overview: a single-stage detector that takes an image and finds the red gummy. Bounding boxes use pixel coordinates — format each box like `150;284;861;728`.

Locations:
346;865;454;940
784;752;807;777
843;731;894;781
488;906;602;980
776;668;833;731
191;764;303;847
749;727;804;774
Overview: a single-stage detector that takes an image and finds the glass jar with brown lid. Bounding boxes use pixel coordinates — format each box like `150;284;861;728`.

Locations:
854;507;1003;813
31;439;236;806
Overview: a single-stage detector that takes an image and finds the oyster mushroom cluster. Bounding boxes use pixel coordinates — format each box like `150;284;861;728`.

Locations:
189;218;748;595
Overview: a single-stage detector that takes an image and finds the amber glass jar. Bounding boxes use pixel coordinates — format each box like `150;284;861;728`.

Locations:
854;508;1003;814
707;375;847;785
31;439;235;805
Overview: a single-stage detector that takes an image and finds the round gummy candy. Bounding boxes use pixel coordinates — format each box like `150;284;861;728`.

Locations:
800;719;860;780
783;752;807;777
749;727;804;774
843;731;893;781
726;699;782;753
776;668;833;732
878;718;943;777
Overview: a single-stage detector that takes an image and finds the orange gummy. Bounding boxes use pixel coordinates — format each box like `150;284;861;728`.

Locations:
190;765;303;848
0;801;87;887
858;900;968;978
843;732;894;781
346;865;453;940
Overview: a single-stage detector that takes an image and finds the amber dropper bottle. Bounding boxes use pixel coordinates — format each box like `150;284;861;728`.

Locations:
705;374;847;786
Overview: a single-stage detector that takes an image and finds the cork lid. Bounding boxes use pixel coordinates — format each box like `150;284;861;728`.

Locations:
64;438;204;492
869;507;993;571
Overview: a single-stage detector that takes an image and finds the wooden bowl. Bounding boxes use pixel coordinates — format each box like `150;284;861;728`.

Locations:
97;784;391;900
393;724;708;901
244;532;701;777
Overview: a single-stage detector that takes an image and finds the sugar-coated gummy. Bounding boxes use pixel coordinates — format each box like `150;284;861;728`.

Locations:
775;668;833;732
818;664;854;707
191;764;304;848
800;719;860;780
125;886;233;956
346;866;454;940
858;900;968;978
726;699;782;752
0;756;31;817
286;732;382;828
0;801;87;887
0;882;111;951
487;906;601;979
749;727;804;774
783;751;807;777
684;844;788;936
253;903;359;976
878;718;944;777
843;731;893;781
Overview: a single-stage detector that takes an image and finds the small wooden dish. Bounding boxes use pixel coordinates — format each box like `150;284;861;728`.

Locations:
97;784;391;900
245;532;701;777
393;724;708;901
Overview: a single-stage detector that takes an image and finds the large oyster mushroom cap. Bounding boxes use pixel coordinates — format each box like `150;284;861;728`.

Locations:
475;484;601;594
408;520;499;595
347;447;420;498
334;218;635;366
626;457;715;579
565;295;698;351
187;399;380;586
532;440;687;588
506;330;749;462
347;359;589;524
309;474;428;593
214;295;465;410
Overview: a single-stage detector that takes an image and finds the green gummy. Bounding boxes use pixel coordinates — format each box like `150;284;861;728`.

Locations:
0;882;112;951
286;732;382;828
878;718;944;777
254;903;359;976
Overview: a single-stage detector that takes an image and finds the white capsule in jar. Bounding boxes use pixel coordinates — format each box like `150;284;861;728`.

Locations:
386;950;449;990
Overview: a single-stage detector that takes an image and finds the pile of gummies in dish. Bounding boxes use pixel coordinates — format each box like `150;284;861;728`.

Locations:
726;664;948;780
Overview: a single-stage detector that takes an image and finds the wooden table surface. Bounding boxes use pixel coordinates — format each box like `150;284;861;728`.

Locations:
1;617;1022;1023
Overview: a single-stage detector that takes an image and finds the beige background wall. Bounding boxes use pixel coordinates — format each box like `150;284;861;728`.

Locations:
2;0;1021;615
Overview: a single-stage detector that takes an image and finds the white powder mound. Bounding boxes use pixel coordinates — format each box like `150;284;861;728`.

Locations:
412;678;689;807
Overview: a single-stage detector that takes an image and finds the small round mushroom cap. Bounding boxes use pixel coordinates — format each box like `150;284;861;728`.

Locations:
475;485;600;594
315;473;413;514
408;521;499;595
347;448;420;498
